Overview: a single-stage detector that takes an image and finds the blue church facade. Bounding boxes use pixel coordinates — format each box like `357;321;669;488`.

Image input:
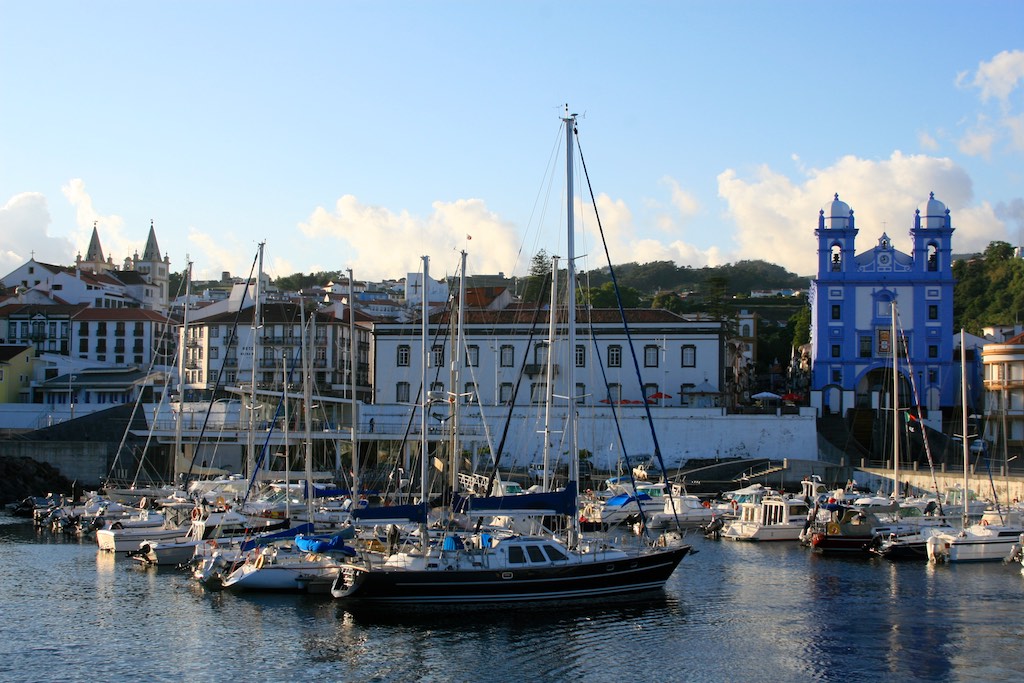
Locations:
809;193;957;427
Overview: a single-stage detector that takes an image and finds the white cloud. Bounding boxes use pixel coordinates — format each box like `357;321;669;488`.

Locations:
61;179;132;264
1006;112;1024;152
297;195;523;281
0;192;74;275
717;151;1004;275
968;49;1024;106
918;130;939;152
958;120;996;158
576;191;722;271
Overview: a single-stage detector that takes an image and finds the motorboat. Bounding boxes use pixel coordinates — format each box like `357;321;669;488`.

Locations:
721;494;812;542
926;509;1024;563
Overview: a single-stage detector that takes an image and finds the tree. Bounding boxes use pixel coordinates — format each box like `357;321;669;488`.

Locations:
651;291;687;314
582;281;643;308
520;250;552;305
790;305;811;348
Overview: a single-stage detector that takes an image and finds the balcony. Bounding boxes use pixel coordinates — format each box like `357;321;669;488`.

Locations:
524;363;558;377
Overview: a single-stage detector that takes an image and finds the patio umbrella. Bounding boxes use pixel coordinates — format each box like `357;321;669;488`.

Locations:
781;392;802;402
751;391;781;401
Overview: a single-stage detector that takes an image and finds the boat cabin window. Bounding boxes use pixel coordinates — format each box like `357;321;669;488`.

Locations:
507;546;527;564
543;545;568;561
526;545;547;563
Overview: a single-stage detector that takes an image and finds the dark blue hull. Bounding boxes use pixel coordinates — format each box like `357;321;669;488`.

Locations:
332;545;690;604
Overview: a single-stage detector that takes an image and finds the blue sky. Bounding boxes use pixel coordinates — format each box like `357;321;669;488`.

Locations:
2;2;1022;284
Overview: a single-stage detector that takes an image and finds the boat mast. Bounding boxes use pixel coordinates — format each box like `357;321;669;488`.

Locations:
452;250;467;496
175;258;191;485
542;255;559;492
302;299;315;523
348;268;359;499
419;255;431;549
246;241;265;483
563;108;580;547
961;328;969;528
892;301;900;498
283;351;291;520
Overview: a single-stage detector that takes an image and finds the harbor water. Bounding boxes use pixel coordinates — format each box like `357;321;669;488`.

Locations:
2;513;1023;683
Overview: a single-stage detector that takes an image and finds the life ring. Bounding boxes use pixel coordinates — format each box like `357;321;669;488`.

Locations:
191;508;201;521
826;522;841;536
215;496;226;508
731;500;738;511
255;554;265;570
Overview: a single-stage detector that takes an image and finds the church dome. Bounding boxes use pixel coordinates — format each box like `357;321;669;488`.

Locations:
921;192;948;229
825;193;852;229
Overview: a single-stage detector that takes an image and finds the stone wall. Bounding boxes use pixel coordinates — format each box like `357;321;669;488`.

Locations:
0;441;108;488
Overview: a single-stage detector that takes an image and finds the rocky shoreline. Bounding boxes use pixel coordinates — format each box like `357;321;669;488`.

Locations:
0;456;77;506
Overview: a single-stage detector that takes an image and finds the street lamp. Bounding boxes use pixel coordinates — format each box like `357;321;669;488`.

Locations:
69;373;76;420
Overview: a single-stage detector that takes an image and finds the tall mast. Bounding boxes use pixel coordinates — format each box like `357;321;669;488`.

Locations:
302;299;315;522
175;259;192;484
892;301;900;498
542;255;560;492
452;251;467;495
282;351;290;519
961;329;969;528
348;268;359;499
563;108;579;546
419;256;431;548
246;241;265;482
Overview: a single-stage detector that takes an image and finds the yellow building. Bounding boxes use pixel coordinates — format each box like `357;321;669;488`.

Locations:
0;345;33;403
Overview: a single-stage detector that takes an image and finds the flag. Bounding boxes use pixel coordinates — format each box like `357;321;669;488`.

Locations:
467;234;472;240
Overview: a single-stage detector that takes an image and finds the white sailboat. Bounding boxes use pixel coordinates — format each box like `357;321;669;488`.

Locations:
214;304;352;592
928;330;1024;563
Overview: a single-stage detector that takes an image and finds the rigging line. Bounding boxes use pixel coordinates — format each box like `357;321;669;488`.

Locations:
383;282;457;505
575;129;670;536
106;270;190;488
583;305;656;536
894;307;945;514
184;245;261;486
473;270;552;535
511;124;566;283
244;344;301;498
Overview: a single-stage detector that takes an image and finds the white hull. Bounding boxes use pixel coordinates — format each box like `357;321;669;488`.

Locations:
96;524;189;553
721;521;805;542
928;524;1024;563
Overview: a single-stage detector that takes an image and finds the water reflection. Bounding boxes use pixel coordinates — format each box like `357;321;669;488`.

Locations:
4;515;1024;683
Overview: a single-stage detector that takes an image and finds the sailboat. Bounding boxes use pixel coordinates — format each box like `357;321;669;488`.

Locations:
867;303;956;559
330;110;690;604
212;303;354;592
927;330;1024;563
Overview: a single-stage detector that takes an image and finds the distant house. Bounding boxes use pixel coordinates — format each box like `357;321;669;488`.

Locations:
0;344;33;403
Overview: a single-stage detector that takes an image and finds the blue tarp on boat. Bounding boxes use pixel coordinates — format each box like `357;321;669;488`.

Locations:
238;522;315;552
294;533;358;556
451;481;578;517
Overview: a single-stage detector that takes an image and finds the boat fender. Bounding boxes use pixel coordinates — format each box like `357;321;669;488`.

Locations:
255;554;265;570
826;522;841;536
192;508;201;521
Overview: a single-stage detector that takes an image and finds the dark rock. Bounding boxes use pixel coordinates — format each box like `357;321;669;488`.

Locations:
0;456;76;506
